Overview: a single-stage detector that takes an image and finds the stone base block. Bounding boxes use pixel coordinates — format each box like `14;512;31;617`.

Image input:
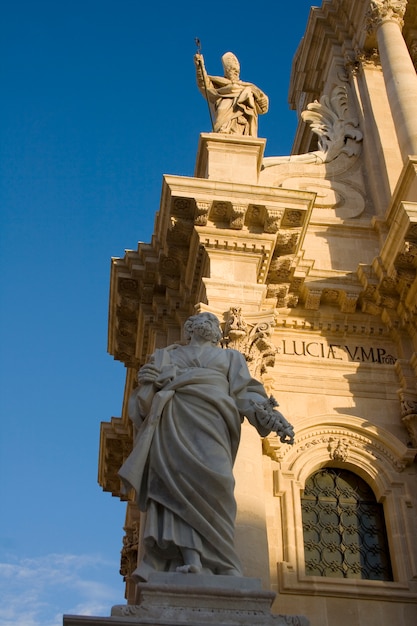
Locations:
194;133;266;184
64;573;309;626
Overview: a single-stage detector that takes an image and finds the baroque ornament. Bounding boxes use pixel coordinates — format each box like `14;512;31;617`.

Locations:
222;307;277;378
120;522;140;579
300;86;363;163
366;0;407;32
262;85;362;167
329;437;350;462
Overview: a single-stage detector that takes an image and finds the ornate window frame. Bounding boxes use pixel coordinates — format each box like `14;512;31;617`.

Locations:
267;415;417;601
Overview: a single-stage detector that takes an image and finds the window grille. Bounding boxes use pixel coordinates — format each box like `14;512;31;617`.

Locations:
301;468;393;580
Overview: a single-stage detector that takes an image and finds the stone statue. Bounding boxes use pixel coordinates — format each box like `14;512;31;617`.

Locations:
119;312;293;581
194;52;269;137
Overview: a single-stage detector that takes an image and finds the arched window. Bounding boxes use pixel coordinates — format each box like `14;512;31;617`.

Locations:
301;468;393;580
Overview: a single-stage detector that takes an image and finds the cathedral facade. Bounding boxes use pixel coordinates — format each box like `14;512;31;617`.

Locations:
98;2;417;625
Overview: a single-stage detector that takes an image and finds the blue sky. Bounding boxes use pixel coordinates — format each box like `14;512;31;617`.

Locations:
0;1;315;623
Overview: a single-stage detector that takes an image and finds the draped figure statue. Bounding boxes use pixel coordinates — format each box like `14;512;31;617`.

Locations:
119;312;293;581
194;52;269;137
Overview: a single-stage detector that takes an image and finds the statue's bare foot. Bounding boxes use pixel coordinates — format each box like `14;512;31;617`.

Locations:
220;568;241;576
176;564;202;574
178;548;202;574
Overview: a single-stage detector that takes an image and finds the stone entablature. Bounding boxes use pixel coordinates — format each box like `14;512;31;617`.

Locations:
107;146;315;372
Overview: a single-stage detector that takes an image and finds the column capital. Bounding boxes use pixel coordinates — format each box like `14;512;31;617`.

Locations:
366;0;407;33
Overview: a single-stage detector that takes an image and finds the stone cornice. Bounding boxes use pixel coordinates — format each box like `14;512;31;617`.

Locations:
98;416;132;496
107;173;315;369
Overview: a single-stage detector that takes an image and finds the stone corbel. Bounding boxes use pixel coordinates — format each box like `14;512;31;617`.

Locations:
304;288;322;311
159;255;181;290
171;197;195;219
167;217;194;249
275;231;300;255
263;208;284;234
114;278;140;367
339;290;359;313
194;200;211;226
98;417;133;497
266;284;289;308
230;203;248;230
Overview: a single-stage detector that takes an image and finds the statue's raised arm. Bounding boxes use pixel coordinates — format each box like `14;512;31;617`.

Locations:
194;52;269;137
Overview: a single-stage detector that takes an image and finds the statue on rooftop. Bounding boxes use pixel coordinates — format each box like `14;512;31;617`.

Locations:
119;311;293;581
194;52;269;137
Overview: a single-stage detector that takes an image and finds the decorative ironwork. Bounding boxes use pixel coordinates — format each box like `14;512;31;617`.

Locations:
301;468;393;580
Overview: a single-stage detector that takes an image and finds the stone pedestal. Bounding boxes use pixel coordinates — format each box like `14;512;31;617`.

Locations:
63;573;309;626
194;133;266;184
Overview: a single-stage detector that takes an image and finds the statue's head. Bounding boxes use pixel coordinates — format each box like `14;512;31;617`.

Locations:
222;52;240;81
184;312;222;345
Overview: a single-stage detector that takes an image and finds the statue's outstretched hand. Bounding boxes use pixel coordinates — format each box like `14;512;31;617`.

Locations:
250;396;295;445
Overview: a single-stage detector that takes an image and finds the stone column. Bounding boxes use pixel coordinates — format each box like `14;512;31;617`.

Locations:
366;0;417;161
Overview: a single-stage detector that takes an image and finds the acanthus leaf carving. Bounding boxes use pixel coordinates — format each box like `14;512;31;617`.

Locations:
222;307;277;379
262;85;362;168
300;86;363;163
366;0;407;33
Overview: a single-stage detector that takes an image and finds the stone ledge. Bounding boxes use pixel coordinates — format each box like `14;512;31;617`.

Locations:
63;573;309;626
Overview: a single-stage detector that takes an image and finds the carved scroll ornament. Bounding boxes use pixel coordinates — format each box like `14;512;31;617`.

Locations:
300;86;363;163
222;307;277;379
262;86;362;167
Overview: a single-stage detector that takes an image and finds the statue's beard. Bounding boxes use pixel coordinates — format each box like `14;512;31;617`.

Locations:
193;321;218;342
225;70;239;81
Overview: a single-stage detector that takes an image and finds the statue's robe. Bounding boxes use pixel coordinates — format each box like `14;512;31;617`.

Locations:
206;76;268;136
195;62;268;137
